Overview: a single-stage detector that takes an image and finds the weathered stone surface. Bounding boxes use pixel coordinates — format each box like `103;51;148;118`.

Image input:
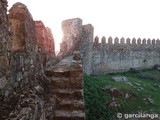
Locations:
0;0;12;94
80;24;93;75
94;36;99;44
73;51;81;61
46;52;86;120
35;21;55;67
46;27;55;57
70;70;83;89
8;2;43;83
35;85;44;95
59;21;93;75
0;1;56;120
58;18;83;59
0;56;9;69
1;75;55;120
111;76;128;82
0;77;8;89
58;18;94;75
9;2;37;52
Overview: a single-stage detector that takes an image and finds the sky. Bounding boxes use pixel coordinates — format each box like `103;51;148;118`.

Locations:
8;0;160;51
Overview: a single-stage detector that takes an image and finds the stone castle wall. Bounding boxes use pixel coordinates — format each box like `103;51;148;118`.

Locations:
79;24;94;75
58;18;83;58
0;2;85;119
60;18;160;75
0;1;56;119
58;18;94;75
35;20;55;67
92;36;160;75
0;0;12;93
8;2;43;86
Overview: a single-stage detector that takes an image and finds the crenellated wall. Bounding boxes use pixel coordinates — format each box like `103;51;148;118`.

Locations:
59;18;160;75
93;36;160;45
92;36;160;75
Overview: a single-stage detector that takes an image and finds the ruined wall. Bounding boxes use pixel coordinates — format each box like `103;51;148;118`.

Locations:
9;3;37;52
1;2;86;119
58;18;83;58
0;2;55;119
8;2;43;86
59;18;94;75
35;21;55;67
78;24;94;75
46;27;55;58
0;0;12;93
35;21;46;54
60;18;160;75
92;37;160;75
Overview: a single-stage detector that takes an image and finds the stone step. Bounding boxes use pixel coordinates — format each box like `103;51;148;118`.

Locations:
45;69;70;77
49;89;83;100
53;110;85;120
53;71;70;77
45;69;55;77
48;77;71;89
50;77;70;81
56;100;85;111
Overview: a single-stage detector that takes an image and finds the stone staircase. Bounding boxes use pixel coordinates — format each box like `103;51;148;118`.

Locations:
45;56;85;120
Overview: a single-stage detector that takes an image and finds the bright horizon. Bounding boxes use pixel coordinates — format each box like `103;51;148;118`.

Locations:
8;0;160;51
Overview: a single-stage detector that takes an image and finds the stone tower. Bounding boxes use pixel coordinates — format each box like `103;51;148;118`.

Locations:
58;18;94;75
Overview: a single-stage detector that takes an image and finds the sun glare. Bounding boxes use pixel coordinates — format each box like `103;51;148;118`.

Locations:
53;28;63;51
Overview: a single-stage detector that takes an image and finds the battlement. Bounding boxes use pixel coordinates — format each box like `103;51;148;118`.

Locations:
93;36;160;45
92;36;160;75
59;17;160;75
